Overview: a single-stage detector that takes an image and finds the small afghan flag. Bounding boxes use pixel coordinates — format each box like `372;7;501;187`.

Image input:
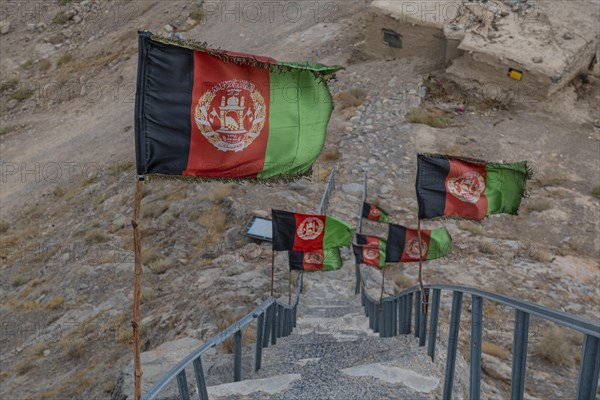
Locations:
272;210;353;252
353;234;386;268
135;31;341;180
288;248;343;271
416;154;529;220
385;223;452;263
361;202;390;223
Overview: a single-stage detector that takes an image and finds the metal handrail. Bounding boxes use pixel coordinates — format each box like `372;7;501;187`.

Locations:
358;268;600;399
317;168;336;215
143;170;338;400
143;273;303;400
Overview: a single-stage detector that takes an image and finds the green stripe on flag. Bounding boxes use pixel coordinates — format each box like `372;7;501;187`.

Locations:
378;239;387;267
259;68;335;178
427;227;452;260
322;247;343;271
323;216;354;249
485;161;528;216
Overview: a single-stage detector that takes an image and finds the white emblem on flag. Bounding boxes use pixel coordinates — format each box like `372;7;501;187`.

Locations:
297;217;324;241
406;237;427;260
447;171;485;204
194;79;266;152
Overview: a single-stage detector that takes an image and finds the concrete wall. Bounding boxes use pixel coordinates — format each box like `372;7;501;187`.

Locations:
363;10;447;70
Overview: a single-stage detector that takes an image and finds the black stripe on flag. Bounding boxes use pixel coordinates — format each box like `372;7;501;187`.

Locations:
352;245;365;264
416;154;450;219
356;234;369;245
272;210;297;251
288;251;304;270
361;202;371;219
385;223;406;262
135;32;193;175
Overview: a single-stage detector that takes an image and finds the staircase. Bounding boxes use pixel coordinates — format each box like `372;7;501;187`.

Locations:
204;257;466;399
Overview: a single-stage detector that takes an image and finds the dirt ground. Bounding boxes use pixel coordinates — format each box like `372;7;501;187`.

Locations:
0;0;598;399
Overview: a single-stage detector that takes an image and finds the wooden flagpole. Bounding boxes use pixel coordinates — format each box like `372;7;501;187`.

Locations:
131;179;143;400
416;218;427;313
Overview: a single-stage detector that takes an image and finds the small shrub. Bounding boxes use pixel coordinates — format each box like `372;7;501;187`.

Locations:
393;272;415;293
0;126;16;136
142;249;163;266
52;11;69;25
197;206;227;242
141;287;156;303
148;257;174;274
108;161;134;177
56;53;74;67
189;9;204;20
405;107;451;128
458;221;484;235
16;360;36;375
58;0;75;5
10;274;29;287
537;173;567;187
64;338;86;359
0;79;19;92
322;148;341;162
592;185;600;198
526;198;552;213
482;341;509;359
218;312;256;353
21;59;33;69
0;221;9;233
118;325;133;344
335;88;367;109
208;184;233;203
479;242;500;256
84;230;109;245
142;202;169;219
30;342;49;357
9;88;34;102
47;295;65;310
536;329;570;365
38;59;52;72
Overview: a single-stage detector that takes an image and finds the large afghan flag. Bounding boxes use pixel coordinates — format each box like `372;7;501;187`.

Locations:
385;223;452;263
135;32;341;179
361;202;389;223
353;234;386;268
289;248;343;271
416;154;529;220
272;210;353;251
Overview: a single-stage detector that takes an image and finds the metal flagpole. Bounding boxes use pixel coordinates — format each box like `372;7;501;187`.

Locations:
270;249;275;297
356;170;368;294
380;267;385;303
131;179;144;400
416;218;427;313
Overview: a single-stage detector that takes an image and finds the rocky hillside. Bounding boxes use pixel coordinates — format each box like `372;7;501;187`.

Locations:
1;1;599;399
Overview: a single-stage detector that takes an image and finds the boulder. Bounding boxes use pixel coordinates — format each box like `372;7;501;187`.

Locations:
111;337;203;400
0;20;10;35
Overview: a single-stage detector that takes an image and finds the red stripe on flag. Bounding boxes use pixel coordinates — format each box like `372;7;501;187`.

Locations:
362;236;381;266
401;229;431;262
184;51;271;178
293;214;325;251
302;250;324;271
444;159;487;220
367;204;381;222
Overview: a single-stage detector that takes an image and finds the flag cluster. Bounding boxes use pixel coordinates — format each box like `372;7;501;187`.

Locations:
353;153;528;269
272;210;353;272
353;205;452;268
